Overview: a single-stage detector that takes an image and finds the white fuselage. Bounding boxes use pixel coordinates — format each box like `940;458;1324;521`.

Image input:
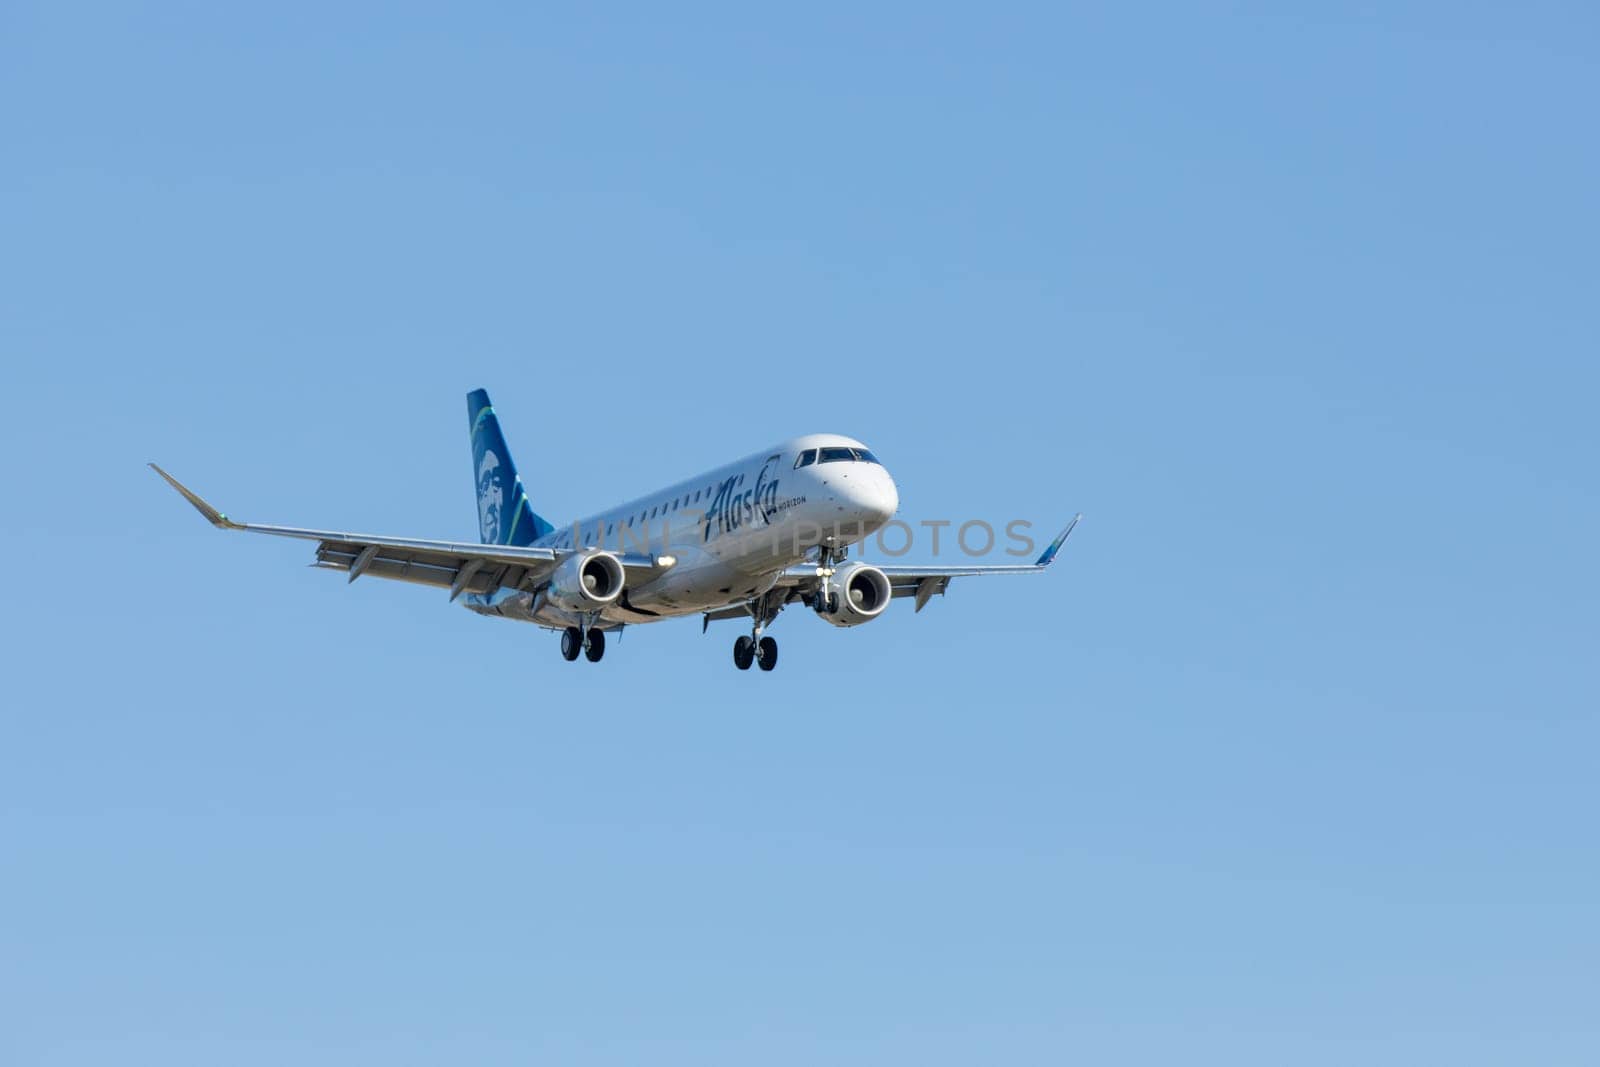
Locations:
465;433;899;629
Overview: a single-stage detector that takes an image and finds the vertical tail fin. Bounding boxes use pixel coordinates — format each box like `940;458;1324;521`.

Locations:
467;389;554;546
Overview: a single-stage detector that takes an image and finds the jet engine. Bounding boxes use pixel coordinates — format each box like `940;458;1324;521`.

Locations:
813;561;893;627
546;550;626;612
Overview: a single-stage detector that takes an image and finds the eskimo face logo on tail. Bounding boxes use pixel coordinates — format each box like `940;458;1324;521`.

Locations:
477;449;505;544
702;458;781;542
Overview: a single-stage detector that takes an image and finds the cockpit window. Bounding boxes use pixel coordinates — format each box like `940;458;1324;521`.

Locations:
852;449;880;464
818;447;856;464
794;449;817;468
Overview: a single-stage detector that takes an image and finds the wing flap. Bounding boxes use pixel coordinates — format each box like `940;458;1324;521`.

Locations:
313;542;506;594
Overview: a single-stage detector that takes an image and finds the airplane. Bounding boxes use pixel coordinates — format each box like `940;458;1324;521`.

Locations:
151;389;1079;671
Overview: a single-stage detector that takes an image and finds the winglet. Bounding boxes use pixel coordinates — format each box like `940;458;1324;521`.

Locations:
148;463;242;529
1035;514;1082;566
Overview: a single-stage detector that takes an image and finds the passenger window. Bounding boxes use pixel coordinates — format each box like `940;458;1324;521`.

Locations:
794;449;817;468
818;446;855;463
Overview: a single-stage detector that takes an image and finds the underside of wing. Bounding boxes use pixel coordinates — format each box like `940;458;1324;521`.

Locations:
150;464;668;602
309;538;556;598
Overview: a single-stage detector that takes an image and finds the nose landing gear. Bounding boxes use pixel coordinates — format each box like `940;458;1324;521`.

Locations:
813;543;847;617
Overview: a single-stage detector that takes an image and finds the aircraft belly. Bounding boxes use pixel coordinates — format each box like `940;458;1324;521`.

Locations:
483;510;812;629
628;555;777;616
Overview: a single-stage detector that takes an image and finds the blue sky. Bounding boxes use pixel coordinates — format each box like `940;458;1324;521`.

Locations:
2;4;1596;1063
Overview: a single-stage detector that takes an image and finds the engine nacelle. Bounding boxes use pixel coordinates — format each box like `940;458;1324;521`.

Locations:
546;550;626;612
814;561;893;628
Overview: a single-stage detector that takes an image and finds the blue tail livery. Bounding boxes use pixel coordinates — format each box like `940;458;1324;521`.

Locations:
468;388;554;546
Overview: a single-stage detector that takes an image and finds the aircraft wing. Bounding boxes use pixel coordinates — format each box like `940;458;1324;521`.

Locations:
775;515;1082;613
150;464;669;600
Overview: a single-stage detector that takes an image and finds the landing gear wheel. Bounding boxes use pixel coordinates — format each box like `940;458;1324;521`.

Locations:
733;635;755;670
826;592;840;615
756;635;778;672
585;628;606;663
560;627;582;661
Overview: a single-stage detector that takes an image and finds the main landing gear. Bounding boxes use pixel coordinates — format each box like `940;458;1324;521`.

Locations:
733;634;777;672
731;588;784;672
560;626;606;663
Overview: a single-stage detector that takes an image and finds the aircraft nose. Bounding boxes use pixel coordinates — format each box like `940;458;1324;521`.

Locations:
868;467;899;526
848;464;899;530
804;454;899;535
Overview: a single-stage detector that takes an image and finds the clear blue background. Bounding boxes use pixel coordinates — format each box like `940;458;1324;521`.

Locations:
3;4;1596;1063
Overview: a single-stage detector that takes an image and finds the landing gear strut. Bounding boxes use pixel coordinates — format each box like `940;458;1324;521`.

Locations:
731;589;784;672
560;624;606;663
815;543;847;617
